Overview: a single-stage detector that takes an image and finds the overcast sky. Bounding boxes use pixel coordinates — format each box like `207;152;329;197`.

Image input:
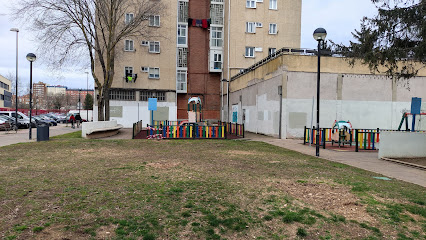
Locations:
0;0;378;92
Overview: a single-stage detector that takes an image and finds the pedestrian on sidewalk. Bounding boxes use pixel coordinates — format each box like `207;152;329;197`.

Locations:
70;114;76;129
75;114;82;128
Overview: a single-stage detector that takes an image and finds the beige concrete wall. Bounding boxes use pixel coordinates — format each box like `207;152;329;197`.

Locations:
95;1;177;91
230;54;426;93
223;0;302;80
0;75;12;108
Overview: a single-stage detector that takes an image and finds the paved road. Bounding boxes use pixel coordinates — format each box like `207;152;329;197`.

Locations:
0;124;80;147
245;133;426;188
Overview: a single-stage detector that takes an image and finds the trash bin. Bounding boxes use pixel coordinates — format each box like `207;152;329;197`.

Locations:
37;125;49;141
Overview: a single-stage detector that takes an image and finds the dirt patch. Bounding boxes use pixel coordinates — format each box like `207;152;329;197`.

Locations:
35;225;87;240
147;161;181;169
228;150;258;156
391;157;426;167
277;180;375;223
95;225;117;239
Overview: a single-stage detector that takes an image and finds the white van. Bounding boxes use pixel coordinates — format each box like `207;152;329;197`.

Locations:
0;111;31;128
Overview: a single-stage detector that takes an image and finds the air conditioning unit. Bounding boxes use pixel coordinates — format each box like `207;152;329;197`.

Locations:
141;41;149;46
141;67;149;72
256;22;263;28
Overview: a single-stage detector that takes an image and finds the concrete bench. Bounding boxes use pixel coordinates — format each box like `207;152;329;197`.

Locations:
82;121;123;139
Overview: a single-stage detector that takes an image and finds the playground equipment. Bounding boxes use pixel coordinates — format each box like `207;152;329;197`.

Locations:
398;97;425;131
331;120;353;147
188;97;202;123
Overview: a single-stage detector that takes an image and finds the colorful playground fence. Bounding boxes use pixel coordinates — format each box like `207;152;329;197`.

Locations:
304;126;381;151
355;129;380;152
132;120;143;139
303;127;333;149
147;125;227;139
226;122;245;138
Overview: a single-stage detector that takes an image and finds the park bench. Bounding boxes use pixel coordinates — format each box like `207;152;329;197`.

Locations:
82;121;123;139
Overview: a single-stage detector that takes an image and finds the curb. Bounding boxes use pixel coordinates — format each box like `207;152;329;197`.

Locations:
381;157;426;171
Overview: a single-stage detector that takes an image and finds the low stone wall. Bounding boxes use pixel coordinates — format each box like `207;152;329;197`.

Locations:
378;132;426;159
82;120;120;138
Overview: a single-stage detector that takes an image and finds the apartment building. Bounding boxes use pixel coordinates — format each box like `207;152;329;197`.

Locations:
0;75;12;108
94;0;301;127
224;0;302;78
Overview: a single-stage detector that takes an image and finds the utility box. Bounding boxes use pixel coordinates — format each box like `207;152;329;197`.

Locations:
37;125;49;141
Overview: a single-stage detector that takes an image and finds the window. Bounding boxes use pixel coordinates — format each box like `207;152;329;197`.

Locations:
268;48;277;55
178;1;188;23
245;47;255;58
0;81;9;90
125;13;134;24
211;26;223;47
269;23;277;34
213;53;222;70
140;91;166;102
149;41;160;53
141;67;149;72
177;24;187;45
177;48;188;68
125;40;134;51
210;3;224;25
109;89;135;101
125;67;133;77
177;70;187;92
149;15;160;27
149;68;160;79
269;0;277;9
246;22;256;33
246;0;256;8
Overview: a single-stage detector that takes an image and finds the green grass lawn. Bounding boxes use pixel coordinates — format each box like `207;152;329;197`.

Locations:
0;138;424;240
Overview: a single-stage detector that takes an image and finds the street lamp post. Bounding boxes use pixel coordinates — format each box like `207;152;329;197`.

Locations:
313;28;327;157
85;71;89;121
79;89;81;115
10;28;19;132
26;53;37;140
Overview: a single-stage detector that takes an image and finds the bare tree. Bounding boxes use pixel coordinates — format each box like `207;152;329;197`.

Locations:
14;0;165;120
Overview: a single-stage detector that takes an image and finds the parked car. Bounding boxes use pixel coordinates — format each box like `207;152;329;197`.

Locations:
0;111;32;128
34;116;57;126
0;116;13;131
0;115;19;130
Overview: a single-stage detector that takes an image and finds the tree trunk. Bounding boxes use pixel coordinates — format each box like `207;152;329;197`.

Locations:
97;98;104;121
104;88;110;121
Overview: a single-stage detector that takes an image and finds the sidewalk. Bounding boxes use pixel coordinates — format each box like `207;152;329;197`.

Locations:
245;132;426;188
0;125;80;147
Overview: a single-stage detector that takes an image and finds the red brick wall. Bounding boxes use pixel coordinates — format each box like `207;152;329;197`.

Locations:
177;0;221;121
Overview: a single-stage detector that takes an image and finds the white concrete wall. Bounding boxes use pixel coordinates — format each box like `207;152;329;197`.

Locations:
229;70;426;139
379;132;426;158
93;101;177;128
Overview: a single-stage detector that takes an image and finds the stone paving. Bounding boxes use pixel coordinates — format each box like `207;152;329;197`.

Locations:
244;132;426;188
0;124;80;147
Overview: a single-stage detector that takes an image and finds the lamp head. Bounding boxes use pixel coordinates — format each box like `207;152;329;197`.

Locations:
313;28;327;41
10;28;19;32
26;53;37;62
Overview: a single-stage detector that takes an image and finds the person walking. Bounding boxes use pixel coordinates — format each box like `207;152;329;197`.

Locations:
70;114;76;129
75;114;82;128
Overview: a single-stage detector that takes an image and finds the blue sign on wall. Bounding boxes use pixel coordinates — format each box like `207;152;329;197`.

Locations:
148;98;157;111
411;97;422;115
